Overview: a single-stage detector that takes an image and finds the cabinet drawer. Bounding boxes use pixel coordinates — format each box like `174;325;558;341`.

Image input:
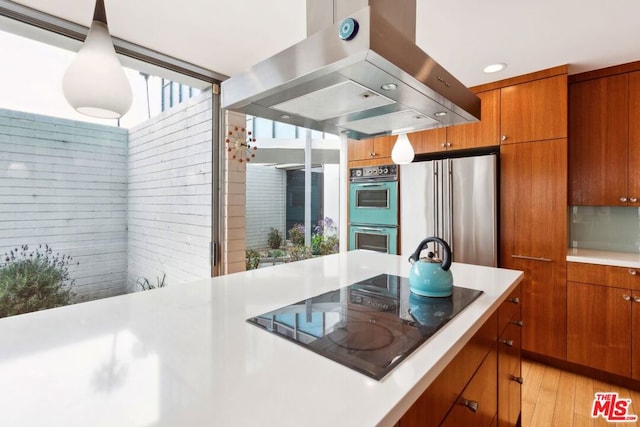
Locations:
498;284;522;334
498;323;522;427
400;312;498;427
567;262;640;291
442;348;498;427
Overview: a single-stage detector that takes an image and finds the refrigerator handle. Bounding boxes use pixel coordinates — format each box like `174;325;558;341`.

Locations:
433;161;439;247
448;159;454;257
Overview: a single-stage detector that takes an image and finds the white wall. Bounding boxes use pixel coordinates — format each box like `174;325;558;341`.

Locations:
126;92;212;291
322;164;340;232
0;109;128;301
245;164;286;249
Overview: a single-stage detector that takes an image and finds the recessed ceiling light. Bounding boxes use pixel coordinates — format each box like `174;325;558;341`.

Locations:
483;63;507;73
279;114;291;120
381;83;397;91
434;111;447;117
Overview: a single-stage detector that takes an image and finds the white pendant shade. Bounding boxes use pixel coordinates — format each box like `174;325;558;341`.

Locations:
391;133;415;164
62;21;132;119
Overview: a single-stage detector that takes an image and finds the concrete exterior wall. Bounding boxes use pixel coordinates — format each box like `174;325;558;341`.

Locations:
0;109;128;302
126;92;212;291
245;164;286;249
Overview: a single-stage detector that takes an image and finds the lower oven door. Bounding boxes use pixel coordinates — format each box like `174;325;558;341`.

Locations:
349;225;398;254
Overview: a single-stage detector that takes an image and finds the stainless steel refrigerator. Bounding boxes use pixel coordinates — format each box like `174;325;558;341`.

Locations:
400;153;498;267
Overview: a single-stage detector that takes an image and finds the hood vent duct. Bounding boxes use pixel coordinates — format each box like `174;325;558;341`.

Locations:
221;0;480;140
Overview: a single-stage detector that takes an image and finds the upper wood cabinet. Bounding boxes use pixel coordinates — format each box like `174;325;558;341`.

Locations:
409;127;446;154
569;73;635;206
347;135;393;163
409;90;500;154
629;72;640;205
447;90;501;150
500;75;568;144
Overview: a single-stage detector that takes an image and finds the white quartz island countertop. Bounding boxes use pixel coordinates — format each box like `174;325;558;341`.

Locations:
0;251;522;427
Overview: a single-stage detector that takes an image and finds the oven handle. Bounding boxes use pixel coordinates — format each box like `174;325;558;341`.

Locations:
354;227;387;232
356;183;386;187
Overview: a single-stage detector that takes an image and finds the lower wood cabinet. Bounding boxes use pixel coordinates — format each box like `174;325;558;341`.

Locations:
497;285;522;427
399;291;522;427
442;348;497;426
633;290;640;380
399;313;498;427
567;262;640;379
498;323;522;427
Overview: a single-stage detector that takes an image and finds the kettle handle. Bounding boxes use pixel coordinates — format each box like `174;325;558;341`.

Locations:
409;237;452;271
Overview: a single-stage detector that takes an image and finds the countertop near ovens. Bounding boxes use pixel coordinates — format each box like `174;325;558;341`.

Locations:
0;251;522;427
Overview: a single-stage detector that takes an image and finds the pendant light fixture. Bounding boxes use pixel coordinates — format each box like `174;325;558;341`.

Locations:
391;133;415;164
62;0;132;119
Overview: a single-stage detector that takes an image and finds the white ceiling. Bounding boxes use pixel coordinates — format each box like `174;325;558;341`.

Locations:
9;0;640;86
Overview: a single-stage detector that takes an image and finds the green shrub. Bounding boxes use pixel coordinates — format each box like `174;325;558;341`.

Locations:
266;249;284;259
287;245;313;262
0;244;76;318
311;217;339;255
288;224;305;246
312;234;340;256
137;273;167;290
246;249;261;270
267;228;283;249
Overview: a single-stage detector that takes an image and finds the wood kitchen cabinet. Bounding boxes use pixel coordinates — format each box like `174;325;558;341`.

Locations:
399;312;499;427
347;134;393;163
569;71;640;206
499;139;567;360
634;290;640;380
566;262;640;379
497;285;522;427
567;281;631;376
500;74;568;144
441;348;498;427
409;89;500;154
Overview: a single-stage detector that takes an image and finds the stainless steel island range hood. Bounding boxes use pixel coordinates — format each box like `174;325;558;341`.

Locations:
221;0;480;140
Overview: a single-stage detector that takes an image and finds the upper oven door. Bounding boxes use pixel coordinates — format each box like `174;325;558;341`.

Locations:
349;181;398;226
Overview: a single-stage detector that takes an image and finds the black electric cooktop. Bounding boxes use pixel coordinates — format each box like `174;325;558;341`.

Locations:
247;274;483;380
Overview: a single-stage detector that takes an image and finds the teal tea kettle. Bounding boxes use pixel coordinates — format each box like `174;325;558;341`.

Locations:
408;237;453;297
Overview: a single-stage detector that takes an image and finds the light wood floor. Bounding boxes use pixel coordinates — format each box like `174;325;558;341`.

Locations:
523;359;640;427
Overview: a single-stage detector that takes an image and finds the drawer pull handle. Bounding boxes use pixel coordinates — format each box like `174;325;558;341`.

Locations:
631;197;638;203
623;294;631;301
509;297;520;305
634;297;640;303
621;197;628;203
462;399;479;413
511;376;524;384
629;269;637;276
511;254;552;262
501;339;514;347
512;320;524;327
501;135;507;142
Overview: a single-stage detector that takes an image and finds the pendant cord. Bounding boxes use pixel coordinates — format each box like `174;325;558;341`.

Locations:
92;0;107;24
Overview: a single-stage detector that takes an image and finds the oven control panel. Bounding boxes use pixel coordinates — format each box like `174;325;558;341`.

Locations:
350;164;398;181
